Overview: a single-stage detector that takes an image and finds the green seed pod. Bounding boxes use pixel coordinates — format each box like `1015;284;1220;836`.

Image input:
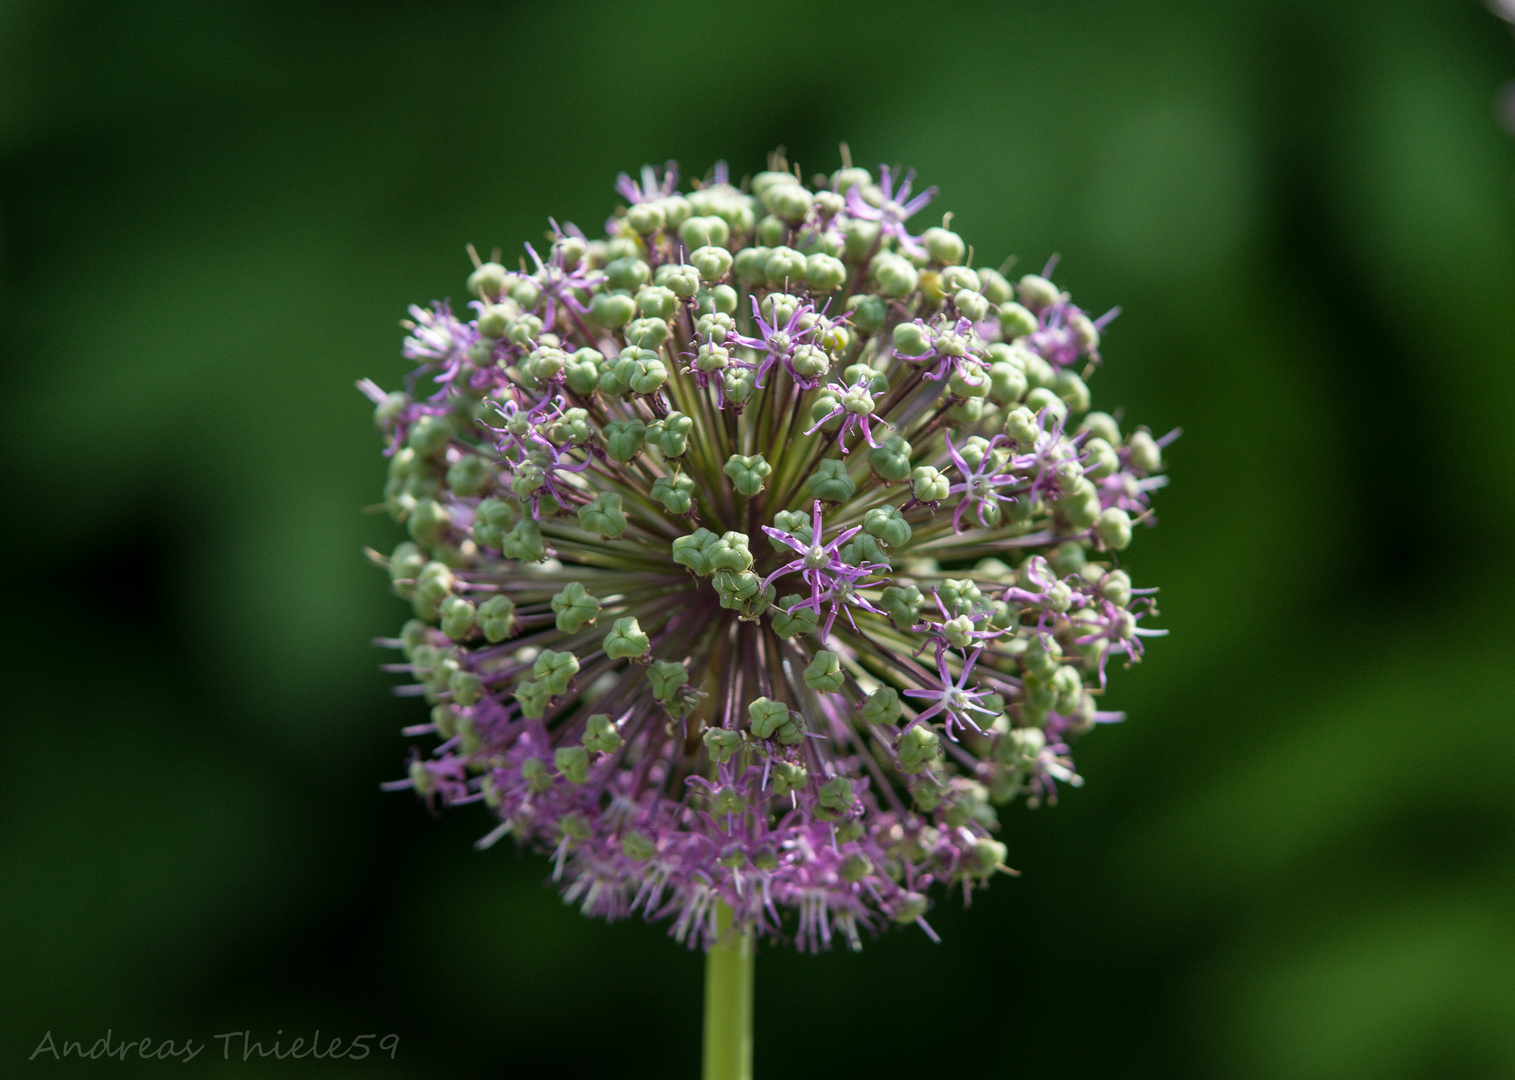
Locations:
533;649;580;696
671;528;719;576
1058;478;1102;530
845;294;887;334
1054;369;1091;413
977;267;1014;304
555;745;590;784
723;453;772;497
707;532;754;573
892;322;931;358
954;289;990;323
648;659;689;703
679;215;731;250
622;318;670;349
635;285;679;320
604;616;650;659
879;584;924;628
910;465;950;503
747;697;791;739
1128;429;1163;472
755;214;787;247
589;290;637;329
699;284;740;315
551;581;602;633
549;407;592;447
407;499;451;548
389;541;427;598
439;595;477;641
498;518;545;562
626;201;665;236
839;852;873;883
815;776;855;820
583;713;622;754
650;472;696;514
602;418;646;463
861;685;902;725
449;669;484;706
476;304;512;339
804;650;845;693
892;893;930;923
467;261;509;300
830;166;873;194
1049;540;1087;578
564;352;601;396
689;245;734;284
1095;507;1132;551
604;256;652;292
789;344;830;381
839;533;889;569
703;727;741;764
657;263;701;299
477;594;517;642
872;255;919;298
1082;436;1120;479
1017;274;1061;311
771;760;809;798
514;679;551;719
732;246;771;286
764;246;808;287
577;492;627;539
621;830;655;861
770;595;819;638
921;227;966;265
648;411;694;457
970;839;1007;878
808;458;857;502
804;252;847;292
1079;410;1122;445
843;217;882;260
897;725;941;773
868;434;914;482
1004;406;1039;448
948;360;990;399
997;301;1038;340
765;183;813;224
408;415;455;457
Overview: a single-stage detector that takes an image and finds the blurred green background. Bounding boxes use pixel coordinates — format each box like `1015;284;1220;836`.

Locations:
3;0;1514;1076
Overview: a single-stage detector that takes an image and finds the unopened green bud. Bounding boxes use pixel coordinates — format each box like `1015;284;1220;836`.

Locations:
1049;540;1086;578
1082;437;1120;479
578;491;627;539
910;465;950;503
977;267;1014;304
804;650;845;693
650;472;696;515
555;745;589;784
625;201;665;235
583;713;622;754
997;301;1037;339
948;360;990;399
723;453;772;496
892;892;929;923
604;256;651;292
1025;387;1068;425
400;618;430;659
971;839;1008;877
732;246;771;285
1054;369;1091;413
1058;478;1102;529
921;227;966;265
389;541;427;598
477;594;516;642
861;685;902;725
408;415;454;457
840;853;873;883
843;217;881;259
808;458;857;502
604;616;650;659
955;289;990;322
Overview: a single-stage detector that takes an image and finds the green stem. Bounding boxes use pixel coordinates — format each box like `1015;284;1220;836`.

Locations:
702;902;754;1080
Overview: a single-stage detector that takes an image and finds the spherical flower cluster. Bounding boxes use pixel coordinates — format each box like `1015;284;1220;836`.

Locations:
363;149;1175;952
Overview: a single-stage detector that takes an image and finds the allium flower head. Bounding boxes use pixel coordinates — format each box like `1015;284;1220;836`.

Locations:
363;147;1176;952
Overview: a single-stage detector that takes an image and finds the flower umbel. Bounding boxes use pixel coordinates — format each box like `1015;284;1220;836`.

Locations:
364;147;1175;952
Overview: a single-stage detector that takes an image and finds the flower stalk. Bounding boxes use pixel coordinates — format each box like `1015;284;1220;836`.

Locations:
702;901;753;1080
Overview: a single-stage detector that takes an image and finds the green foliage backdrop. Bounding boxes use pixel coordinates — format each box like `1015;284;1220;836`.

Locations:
3;0;1513;1076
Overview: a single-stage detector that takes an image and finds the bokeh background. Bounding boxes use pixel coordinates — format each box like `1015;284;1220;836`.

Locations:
4;0;1514;1076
